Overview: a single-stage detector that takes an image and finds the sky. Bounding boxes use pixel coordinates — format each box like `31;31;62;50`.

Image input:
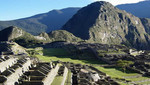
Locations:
0;0;145;21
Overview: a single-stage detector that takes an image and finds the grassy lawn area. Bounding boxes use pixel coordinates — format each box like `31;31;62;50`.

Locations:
65;70;72;85
43;48;71;56
36;48;105;65
95;66;150;84
126;77;150;81
32;48;150;85
51;75;63;85
95;66;138;78
138;81;150;84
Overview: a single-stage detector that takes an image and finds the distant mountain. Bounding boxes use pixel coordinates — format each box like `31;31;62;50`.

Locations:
0;26;82;47
116;0;150;18
62;1;150;49
0;7;80;35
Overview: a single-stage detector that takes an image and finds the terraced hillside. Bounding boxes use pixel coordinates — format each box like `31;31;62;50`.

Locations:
29;42;150;85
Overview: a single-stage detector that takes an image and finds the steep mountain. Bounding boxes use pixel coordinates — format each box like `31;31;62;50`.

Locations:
0;7;80;35
62;1;150;49
116;0;150;18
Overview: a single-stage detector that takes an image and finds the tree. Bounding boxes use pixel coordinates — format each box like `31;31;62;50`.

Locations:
116;60;134;72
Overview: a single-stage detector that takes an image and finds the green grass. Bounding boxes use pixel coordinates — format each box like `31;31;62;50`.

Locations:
51;75;63;85
33;48;150;85
36;48;106;65
138;81;150;84
126;77;150;81
95;66;138;78
95;66;150;84
65;70;72;85
43;48;71;56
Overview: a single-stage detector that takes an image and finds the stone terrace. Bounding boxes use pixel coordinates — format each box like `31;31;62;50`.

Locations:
21;62;59;85
0;58;32;85
0;56;18;73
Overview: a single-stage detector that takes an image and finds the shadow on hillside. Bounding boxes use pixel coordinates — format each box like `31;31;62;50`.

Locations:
42;49;106;65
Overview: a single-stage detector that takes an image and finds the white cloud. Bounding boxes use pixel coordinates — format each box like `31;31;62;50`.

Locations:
92;0;145;5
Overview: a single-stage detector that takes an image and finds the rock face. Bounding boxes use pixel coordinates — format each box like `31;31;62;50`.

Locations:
140;18;150;35
0;8;80;35
62;1;150;49
38;32;51;41
0;26;25;41
0;26;51;42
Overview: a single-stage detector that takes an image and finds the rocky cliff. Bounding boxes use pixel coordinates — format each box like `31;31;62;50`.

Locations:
62;1;150;49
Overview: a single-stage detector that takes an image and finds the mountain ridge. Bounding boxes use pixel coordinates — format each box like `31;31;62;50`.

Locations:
116;0;150;18
0;7;80;35
0;26;82;47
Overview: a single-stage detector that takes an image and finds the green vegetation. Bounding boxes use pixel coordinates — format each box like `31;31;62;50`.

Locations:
43;48;71;56
51;75;63;85
36;48;105;65
49;30;82;42
30;48;150;85
97;49;126;57
116;60;134;72
95;66;150;84
14;37;41;47
95;66;138;78
65;70;72;85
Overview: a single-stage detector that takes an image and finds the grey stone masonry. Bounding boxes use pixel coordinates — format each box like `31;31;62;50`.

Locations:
61;67;68;85
0;58;32;85
0;56;17;73
22;62;60;85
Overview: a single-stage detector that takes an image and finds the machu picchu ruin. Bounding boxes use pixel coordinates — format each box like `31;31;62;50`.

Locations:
0;41;150;85
1;0;150;85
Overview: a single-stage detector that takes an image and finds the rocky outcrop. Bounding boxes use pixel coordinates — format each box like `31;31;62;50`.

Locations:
38;32;51;41
140;18;150;35
48;30;82;42
0;26;51;42
62;1;150;49
0;26;25;41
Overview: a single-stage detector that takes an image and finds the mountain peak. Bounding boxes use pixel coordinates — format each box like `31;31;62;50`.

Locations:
91;1;111;5
62;1;150;49
0;26;25;41
62;1;117;39
89;1;114;9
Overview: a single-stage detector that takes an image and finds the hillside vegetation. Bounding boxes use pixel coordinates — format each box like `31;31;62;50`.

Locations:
0;8;80;35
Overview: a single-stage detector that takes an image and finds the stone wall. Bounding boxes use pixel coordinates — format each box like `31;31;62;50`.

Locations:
3;58;31;85
0;56;17;73
43;64;59;85
61;67;68;85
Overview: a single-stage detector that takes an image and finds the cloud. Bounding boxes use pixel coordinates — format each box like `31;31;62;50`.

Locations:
92;0;145;5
